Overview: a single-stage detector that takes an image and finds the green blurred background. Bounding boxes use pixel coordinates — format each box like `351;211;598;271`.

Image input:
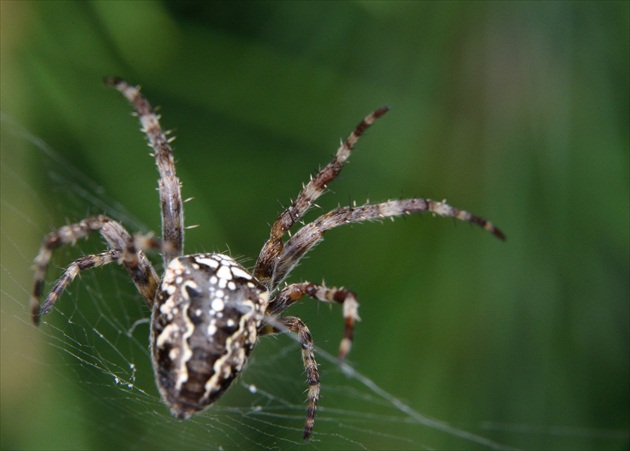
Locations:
1;1;628;449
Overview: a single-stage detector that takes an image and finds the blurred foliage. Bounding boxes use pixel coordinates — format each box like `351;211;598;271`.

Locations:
1;1;628;449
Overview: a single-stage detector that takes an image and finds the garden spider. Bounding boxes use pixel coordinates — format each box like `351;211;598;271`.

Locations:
30;77;505;440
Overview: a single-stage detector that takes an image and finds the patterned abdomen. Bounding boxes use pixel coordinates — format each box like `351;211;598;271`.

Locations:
151;253;269;419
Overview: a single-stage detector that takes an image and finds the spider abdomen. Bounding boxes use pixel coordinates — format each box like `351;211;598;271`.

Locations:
151;253;269;419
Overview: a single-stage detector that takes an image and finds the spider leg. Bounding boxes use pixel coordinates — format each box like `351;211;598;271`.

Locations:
104;76;184;264
254;107;390;287
259;316;319;440
39;250;119;318
31;215;160;324
267;282;359;359
272;198;506;286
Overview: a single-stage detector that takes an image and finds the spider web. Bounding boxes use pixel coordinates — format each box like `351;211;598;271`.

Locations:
2;114;623;450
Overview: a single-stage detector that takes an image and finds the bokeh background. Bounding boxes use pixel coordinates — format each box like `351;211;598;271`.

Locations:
2;1;628;450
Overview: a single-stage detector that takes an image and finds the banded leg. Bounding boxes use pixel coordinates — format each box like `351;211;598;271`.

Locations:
259;316;319;440
31;215;159;324
273;199;506;286
267;282;359;359
254;106;390;287
104;77;184;264
39;250;119;318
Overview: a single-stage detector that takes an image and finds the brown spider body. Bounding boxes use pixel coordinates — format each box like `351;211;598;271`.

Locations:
30;77;504;440
152;253;268;419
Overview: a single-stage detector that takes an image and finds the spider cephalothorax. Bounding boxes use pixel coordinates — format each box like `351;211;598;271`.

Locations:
31;77;504;440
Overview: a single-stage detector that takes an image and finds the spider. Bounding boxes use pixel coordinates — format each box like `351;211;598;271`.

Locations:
30;76;505;440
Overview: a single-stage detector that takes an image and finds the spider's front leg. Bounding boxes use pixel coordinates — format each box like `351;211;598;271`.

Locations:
254;107;390;286
267;282;359;359
272;199;505;286
105;77;185;264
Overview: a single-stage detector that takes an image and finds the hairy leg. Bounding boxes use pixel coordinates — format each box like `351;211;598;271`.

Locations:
273;198;505;286
38;250;119;318
254;107;390;287
259;316;319;440
267;282;359;359
104;77;185;264
31;215;159;323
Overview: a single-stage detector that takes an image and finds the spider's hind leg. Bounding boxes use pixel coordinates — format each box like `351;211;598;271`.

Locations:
266;282;359;360
259;316;319;440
